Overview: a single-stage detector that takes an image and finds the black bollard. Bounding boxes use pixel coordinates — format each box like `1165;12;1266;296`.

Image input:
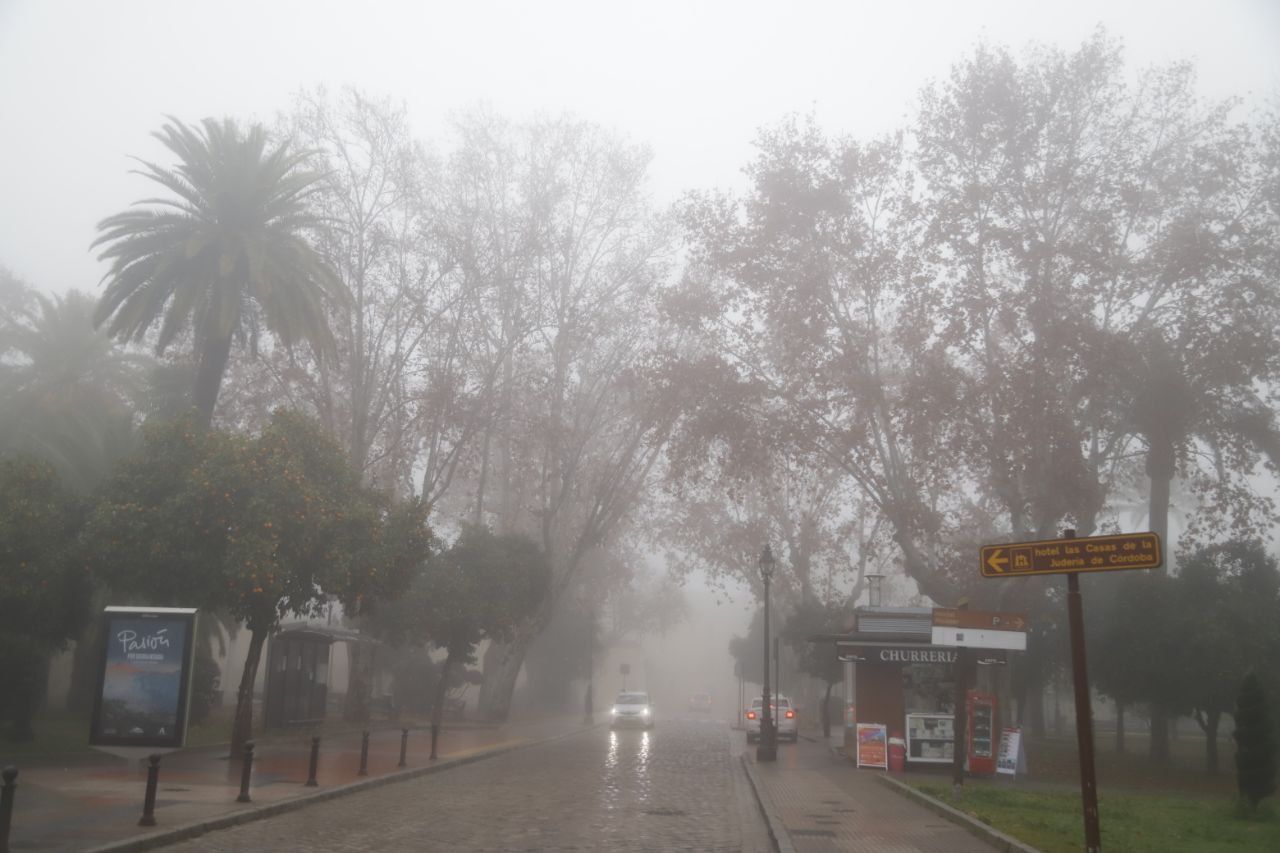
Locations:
358;730;369;777
1;766;17;853
138;754;161;827
305;736;320;787
430;723;440;760
236;741;255;803
398;728;409;768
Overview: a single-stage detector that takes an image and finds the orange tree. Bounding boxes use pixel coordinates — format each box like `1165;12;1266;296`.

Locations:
0;457;90;740
85;411;428;754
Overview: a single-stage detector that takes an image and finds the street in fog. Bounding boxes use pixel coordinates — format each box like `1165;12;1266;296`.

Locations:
161;720;770;853
2;2;1279;852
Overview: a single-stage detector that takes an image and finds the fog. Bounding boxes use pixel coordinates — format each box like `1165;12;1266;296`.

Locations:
3;0;1280;822
2;1;1277;293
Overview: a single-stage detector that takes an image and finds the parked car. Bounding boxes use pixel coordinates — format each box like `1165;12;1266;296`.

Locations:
610;691;655;729
688;692;713;713
744;695;798;743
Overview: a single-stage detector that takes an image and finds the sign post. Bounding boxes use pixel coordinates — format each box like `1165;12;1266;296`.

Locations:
982;530;1162;853
1064;533;1101;852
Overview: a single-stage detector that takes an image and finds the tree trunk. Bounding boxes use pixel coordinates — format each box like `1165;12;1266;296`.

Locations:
193;333;234;430
430;649;456;760
230;628;267;758
5;649;49;742
343;641;374;723
1115;700;1126;755
821;681;835;739
478;637;531;722
1200;709;1221;775
1053;678;1064;737
1027;683;1046;740
1149;704;1170;765
66;620;104;713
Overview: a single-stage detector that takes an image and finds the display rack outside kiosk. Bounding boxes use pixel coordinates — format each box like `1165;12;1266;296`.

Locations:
905;712;955;764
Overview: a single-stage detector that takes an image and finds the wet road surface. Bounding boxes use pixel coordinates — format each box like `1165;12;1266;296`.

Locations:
164;717;769;852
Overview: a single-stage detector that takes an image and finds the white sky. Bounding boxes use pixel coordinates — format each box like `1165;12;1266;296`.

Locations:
1;0;1278;294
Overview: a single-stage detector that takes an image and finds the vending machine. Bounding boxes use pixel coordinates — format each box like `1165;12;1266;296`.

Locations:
965;689;998;776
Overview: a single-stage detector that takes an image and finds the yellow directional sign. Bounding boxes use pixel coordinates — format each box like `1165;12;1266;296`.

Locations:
980;532;1162;578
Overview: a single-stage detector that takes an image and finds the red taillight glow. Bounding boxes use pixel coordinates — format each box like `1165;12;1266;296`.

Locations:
746;711;757;720
785;710;795;719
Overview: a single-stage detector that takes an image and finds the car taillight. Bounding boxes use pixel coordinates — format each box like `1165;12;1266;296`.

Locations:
785;710;795;719
746;711;757;720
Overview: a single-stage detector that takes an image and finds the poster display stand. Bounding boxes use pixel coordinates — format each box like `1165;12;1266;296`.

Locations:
89;607;198;754
856;723;888;769
996;726;1028;776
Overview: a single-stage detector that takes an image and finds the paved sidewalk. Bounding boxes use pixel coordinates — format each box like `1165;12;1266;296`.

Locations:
743;736;997;852
3;715;585;852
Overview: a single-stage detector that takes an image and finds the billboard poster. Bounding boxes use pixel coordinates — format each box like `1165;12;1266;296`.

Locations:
90;607;198;749
996;726;1026;776
855;722;888;769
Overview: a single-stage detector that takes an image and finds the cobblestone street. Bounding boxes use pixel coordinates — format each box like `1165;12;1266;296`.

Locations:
164;718;769;852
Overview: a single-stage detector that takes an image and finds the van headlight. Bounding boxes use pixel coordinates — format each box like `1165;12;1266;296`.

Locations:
641;707;650;716
611;707;618;716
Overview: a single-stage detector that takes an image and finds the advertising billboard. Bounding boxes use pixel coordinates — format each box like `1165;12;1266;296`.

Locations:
89;607;198;749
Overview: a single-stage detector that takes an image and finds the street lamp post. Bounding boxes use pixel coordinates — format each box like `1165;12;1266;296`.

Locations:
758;544;777;762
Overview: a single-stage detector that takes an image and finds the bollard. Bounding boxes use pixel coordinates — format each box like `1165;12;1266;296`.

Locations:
236;741;255;803
1;767;17;853
358;730;370;777
138;754;161;827
305;736;320;787
430;723;440;760
398;728;409;768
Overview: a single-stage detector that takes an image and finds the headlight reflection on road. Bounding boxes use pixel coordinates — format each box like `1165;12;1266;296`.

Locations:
639;730;650;765
607;729;619;770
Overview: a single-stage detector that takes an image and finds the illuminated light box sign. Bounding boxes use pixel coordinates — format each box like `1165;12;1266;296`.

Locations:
89;607;198;749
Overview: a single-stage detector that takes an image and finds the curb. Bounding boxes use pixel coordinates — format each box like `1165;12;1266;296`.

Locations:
738;754;797;853
84;724;600;853
876;775;1043;853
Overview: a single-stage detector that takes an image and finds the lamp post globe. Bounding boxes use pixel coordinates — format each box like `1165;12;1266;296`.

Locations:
757;544;777;762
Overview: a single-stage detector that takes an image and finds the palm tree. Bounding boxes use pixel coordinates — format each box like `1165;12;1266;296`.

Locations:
92;117;345;428
0;289;147;491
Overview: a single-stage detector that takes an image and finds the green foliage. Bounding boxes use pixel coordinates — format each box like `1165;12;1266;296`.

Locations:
426;524;550;658
0;457;89;649
1235;673;1278;811
84;410;417;633
388;647;439;716
0;287;146;492
188;639;220;725
1092;573;1187;714
910;780;1280;852
0;457;91;739
781;598;846;687
83;409;426;747
728;607;765;683
1093;540;1280;771
370;523;548;658
1179;543;1280;717
522;605;595;711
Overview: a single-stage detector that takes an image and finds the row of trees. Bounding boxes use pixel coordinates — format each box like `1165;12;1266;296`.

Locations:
669;31;1280;764
1091;540;1280;774
2;30;1277;754
0;403;552;750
